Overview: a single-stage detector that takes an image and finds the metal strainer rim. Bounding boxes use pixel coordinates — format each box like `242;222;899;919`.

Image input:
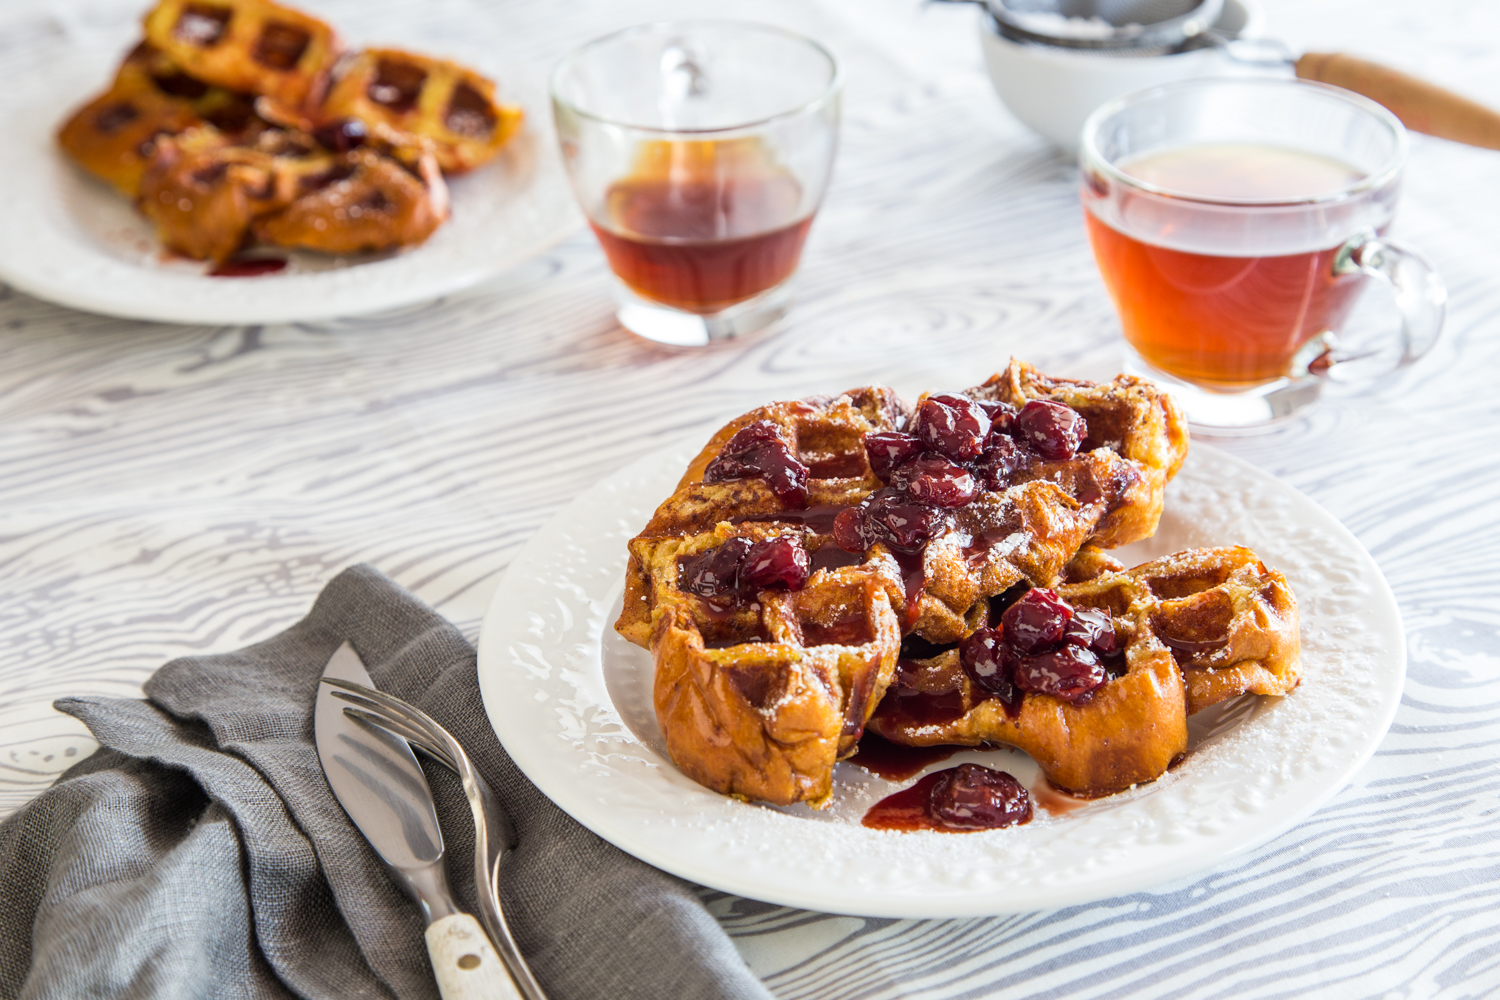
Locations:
984;0;1225;51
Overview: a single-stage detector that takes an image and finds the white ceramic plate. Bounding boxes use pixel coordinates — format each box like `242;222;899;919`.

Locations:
0;19;579;325
477;440;1404;918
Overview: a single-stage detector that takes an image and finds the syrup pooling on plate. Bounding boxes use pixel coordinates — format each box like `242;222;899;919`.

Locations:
862;763;1033;832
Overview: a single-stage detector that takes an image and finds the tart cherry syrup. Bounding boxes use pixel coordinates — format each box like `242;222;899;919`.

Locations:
847;732;959;781
861;762;1033;832
209;256;287;277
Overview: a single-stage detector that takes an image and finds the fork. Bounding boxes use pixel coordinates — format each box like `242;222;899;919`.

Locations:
322;678;550;1000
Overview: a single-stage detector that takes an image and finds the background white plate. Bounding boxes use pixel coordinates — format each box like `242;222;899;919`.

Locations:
0;14;580;325
477;441;1405;918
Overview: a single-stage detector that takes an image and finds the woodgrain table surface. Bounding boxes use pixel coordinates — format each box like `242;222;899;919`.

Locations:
3;0;1499;996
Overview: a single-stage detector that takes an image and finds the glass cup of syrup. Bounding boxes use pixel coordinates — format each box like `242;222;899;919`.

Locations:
552;21;840;347
1080;78;1446;431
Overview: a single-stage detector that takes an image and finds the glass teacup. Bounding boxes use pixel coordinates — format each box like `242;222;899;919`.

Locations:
552;21;841;348
1080;78;1446;431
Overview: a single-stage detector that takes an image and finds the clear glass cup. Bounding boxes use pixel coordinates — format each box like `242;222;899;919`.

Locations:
1080;78;1446;432
552;21;841;348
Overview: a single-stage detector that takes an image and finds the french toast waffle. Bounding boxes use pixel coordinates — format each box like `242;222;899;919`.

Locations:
252;146;449;254
646;521;902;806
138;125;297;262
621;362;1188;647
617;363;1218;806
320;49;524;173
1061;545;1301;716
140;125;448;261
866;546;1300;796
58;2;517;263
142;0;340;109
56;43;256;196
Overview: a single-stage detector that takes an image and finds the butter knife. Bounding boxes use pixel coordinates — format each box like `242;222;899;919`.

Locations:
314;641;523;1000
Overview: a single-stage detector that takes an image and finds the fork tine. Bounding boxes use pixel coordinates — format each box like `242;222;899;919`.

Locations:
342;707;460;771
324;678;451;745
324;683;467;776
329;689;450;756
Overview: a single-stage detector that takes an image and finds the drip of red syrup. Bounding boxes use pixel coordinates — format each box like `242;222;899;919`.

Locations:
209;257;288;277
847;733;959;781
862;763;1033;832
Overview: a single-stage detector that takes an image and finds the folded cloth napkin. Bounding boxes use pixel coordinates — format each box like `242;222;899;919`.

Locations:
0;564;775;1000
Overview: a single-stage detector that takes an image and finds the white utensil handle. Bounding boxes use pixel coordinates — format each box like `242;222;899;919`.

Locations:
426;912;525;1000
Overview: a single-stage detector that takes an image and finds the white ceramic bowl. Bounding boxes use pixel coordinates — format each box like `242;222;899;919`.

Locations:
979;0;1268;151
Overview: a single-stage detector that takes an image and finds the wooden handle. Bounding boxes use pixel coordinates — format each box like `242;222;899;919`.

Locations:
1296;51;1500;150
426;912;525;1000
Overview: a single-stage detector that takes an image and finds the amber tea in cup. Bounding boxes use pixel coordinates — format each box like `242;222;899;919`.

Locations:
553;21;840;347
1081;79;1445;430
592;138;812;313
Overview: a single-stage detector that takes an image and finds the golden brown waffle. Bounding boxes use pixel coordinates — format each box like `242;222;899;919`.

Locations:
253;146;449;254
617;364;1195;804
138;124;447;261
647;522;902;807
59;6;516;261
965;360;1189;549
319;49;524;173
56;43;259;196
866;546;1300;796
1062;546;1301;715
138;126;294;261
617;387;903;648
142;0;340;109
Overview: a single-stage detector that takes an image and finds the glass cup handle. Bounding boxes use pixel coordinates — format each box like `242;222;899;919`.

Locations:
1323;228;1447;381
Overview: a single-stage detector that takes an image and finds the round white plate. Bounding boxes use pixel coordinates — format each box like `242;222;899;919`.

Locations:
477;440;1405;918
0;17;579;325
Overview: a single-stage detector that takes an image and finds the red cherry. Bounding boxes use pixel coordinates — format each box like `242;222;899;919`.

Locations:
740;536;811;592
864;432;924;484
926;763;1033;830
1000;587;1073;653
912;394;988;461
1013;644;1107;703
894;454;977;508
704;421;810;508
1015;400;1086;461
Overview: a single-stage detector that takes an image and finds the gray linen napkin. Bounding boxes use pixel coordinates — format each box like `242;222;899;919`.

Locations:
0;564;775;1000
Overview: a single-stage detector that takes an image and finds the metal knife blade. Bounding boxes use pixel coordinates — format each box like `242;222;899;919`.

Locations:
314;641;458;924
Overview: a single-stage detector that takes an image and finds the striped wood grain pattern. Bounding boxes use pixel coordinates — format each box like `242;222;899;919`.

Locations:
1;0;1498;996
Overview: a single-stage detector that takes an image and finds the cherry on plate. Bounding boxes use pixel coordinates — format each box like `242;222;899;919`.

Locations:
1063;607;1118;655
682;537;753;598
864;431;924;484
927;763;1033;830
703;420;810;508
894;454;977;508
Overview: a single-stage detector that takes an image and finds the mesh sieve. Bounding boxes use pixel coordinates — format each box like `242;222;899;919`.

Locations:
981;0;1226;55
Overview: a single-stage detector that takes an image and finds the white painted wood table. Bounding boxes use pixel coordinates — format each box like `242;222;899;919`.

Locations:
3;0;1499;996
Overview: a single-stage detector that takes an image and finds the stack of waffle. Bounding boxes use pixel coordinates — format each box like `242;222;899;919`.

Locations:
617;361;1301;806
57;0;522;262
